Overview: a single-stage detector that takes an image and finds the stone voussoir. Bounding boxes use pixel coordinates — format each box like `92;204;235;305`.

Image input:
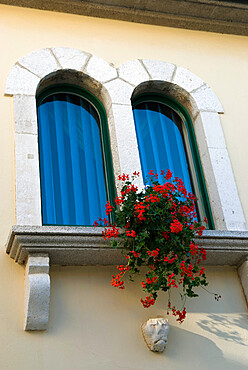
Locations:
191;84;224;114
51;47;90;71
18;48;59;79
103;78;133;105
118;60;150;86
5;64;40;96
172;66;205;93
141;59;175;82
86;55;117;84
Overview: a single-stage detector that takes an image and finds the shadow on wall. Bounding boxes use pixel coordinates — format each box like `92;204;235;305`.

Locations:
45;267;248;370
166;326;247;370
197;313;248;346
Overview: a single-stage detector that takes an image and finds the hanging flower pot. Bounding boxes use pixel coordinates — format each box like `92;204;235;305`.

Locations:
94;170;220;323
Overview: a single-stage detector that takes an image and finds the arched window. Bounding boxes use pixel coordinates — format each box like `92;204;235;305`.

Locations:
37;85;115;226
132;93;214;228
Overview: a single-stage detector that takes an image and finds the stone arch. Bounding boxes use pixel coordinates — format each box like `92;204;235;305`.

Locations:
102;59;246;230
5;49;246;230
5;48;121;225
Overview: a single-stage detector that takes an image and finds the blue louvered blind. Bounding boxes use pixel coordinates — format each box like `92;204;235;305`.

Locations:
38;93;108;225
133;101;193;193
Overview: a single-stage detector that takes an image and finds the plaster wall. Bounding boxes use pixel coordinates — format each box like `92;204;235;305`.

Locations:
0;4;247;369
0;259;247;369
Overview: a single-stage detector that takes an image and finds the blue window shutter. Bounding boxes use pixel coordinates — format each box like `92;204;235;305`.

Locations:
37;91;109;226
132;95;215;229
133;101;193;193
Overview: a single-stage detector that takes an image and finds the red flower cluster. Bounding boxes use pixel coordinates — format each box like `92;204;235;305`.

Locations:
111;265;131;290
189;242;198;256
164;253;178;264
118;173;129;181
141;275;158;288
105;201;114;216
162;231;170;240
175;177;187;197
165;169;173;180
167;272;177;288
126;230;136;238
152;182;175;199
133;171;140;176
97;170;216;323
196;226;205;236
121;184;138;195
140;294;155;308
94;217;111;227
180;260;206;281
147;248;159;258
179;205;193;218
188;192;196;202
117;265;131;272
188;242;207;268
102;226;119;240
130;250;139;258
180;261;194;278
145;194;160;203
134;202;146;221
170;219;183;233
146;276;158;285
114;196;124;205
172;306;187;324
111;273;125;289
200;247;207;260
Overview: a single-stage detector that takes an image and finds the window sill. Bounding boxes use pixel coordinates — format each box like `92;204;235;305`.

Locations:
6;225;248;267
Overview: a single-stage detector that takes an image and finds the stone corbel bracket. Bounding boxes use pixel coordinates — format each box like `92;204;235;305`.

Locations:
238;258;248;304
24;254;50;331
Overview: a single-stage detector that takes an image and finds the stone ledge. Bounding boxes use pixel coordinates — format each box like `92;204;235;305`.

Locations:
0;0;247;36
6;226;248;266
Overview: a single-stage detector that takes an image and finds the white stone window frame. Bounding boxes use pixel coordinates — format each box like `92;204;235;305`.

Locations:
5;47;247;231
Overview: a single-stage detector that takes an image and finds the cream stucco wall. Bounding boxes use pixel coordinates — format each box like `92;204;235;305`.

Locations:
0;4;247;370
0;260;247;369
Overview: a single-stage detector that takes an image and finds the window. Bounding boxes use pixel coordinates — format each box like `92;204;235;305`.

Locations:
132;93;214;228
6;48;246;230
36;85;115;226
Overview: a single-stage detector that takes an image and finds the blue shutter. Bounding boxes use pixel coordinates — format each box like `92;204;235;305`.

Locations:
38;92;107;226
133;101;193;193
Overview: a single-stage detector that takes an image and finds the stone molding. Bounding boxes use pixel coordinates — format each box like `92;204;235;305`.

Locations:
0;0;247;36
24;254;50;330
4;47;247;230
6;226;248;267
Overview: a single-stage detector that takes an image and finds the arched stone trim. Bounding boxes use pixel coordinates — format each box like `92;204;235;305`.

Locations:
5;48;125;225
5;49;247;230
103;59;246;231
